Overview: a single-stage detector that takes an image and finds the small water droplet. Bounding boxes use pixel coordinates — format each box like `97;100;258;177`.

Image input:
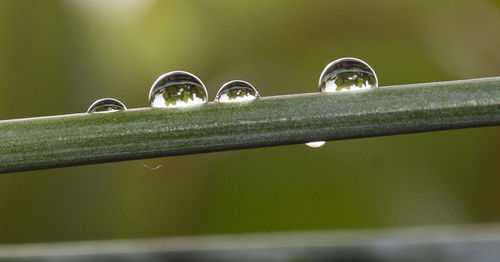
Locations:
149;71;208;108
140;160;162;170
214;80;260;103
87;98;126;113
305;141;326;148
319;57;378;92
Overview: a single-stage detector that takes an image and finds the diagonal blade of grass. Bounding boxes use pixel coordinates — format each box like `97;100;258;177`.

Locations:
0;77;499;173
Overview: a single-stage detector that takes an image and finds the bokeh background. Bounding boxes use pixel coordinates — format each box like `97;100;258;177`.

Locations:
0;0;499;244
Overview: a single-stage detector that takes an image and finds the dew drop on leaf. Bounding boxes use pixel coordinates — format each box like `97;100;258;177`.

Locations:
319;57;378;92
306;57;378;148
214;80;260;103
305;141;326;148
87;98;126;113
149;71;208;108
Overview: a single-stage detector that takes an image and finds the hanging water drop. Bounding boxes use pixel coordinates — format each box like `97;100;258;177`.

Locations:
319;57;378;92
306;57;378;148
214;80;260;103
149;71;208;108
87;98;126;113
305;141;326;148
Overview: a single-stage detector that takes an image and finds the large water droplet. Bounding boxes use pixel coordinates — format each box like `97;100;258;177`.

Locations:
214;80;260;103
319;57;378;92
87;98;126;113
149;71;208;108
306;57;378;148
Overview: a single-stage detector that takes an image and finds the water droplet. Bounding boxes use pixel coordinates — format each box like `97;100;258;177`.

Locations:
149;71;208;108
214;80;260;103
87;98;126;113
319;57;378;92
140;160;162;170
305;141;326;148
306;58;377;148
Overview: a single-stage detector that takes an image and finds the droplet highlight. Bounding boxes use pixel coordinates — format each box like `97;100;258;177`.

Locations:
319;57;378;92
87;98;126;113
149;71;208;108
214;80;260;103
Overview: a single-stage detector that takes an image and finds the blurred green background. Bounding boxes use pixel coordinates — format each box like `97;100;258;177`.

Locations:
0;0;499;244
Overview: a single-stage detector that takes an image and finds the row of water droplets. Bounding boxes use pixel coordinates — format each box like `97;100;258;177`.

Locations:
87;57;378;148
87;73;259;113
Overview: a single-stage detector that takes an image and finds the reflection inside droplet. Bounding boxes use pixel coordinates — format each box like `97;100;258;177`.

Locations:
149;71;208;108
87;98;126;113
215;80;260;103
